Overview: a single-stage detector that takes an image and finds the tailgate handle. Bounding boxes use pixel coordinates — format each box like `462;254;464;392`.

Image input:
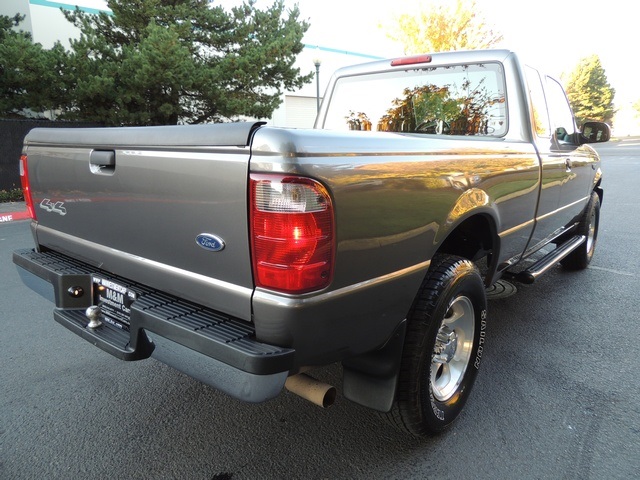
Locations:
91;150;115;167
90;150;116;174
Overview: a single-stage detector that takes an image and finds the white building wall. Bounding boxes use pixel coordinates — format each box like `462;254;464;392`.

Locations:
2;0;32;32
0;0;108;48
269;95;317;129
29;4;81;48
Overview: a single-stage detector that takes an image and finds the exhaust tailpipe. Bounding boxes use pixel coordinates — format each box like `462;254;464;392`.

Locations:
285;373;336;408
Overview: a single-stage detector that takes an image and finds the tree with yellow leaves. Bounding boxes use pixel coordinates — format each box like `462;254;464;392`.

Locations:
386;0;503;54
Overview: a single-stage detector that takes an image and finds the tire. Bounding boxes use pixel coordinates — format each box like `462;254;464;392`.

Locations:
386;255;487;436
561;190;600;270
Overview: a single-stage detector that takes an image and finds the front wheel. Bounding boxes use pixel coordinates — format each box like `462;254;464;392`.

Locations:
386;255;487;436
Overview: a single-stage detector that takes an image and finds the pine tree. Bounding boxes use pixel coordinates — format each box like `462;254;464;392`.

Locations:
59;0;312;125
564;55;615;126
0;14;67;117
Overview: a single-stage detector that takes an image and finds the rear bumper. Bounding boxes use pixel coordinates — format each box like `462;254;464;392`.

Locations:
13;248;294;403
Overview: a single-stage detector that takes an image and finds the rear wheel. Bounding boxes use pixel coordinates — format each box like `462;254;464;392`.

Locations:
386;255;487;436
561;190;600;270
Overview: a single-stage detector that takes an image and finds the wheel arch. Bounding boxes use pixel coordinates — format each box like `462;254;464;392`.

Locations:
436;210;501;286
594;177;604;205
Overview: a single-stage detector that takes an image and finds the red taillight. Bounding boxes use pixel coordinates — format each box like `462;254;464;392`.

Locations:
19;154;36;220
250;174;334;294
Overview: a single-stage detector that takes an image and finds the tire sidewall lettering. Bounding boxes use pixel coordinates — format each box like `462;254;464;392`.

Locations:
429;389;446;421
474;310;487;370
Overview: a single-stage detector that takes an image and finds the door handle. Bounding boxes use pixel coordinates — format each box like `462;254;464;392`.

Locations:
90;150;116;174
564;158;573;172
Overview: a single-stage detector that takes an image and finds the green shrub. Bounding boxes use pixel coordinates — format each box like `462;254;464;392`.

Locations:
0;188;24;203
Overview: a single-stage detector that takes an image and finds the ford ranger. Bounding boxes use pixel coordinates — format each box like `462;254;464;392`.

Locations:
13;49;609;436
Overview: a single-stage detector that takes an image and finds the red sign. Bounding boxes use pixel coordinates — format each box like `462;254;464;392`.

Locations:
0;210;30;223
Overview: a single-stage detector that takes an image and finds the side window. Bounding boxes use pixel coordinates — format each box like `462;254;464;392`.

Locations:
524;66;550;138
545;76;577;144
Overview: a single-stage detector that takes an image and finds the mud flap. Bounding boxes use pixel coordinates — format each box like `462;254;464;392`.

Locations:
342;320;406;412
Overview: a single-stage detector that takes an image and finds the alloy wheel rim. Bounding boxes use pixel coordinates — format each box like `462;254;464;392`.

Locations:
430;295;475;402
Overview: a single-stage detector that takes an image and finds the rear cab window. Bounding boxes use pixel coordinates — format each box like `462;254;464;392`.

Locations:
321;62;508;137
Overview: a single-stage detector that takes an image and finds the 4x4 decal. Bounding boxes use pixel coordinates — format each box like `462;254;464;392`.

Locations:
39;199;67;216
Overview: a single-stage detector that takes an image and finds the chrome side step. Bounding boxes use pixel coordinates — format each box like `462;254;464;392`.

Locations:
511;235;586;284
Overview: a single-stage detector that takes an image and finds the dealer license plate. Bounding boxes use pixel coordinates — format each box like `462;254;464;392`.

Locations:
92;276;137;330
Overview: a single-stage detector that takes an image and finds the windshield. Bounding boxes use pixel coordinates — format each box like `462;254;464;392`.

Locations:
321;62;507;137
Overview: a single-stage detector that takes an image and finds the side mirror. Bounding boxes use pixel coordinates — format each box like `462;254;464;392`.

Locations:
580;121;611;144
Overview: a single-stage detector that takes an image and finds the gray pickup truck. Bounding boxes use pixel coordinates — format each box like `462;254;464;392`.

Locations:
13;49;609;436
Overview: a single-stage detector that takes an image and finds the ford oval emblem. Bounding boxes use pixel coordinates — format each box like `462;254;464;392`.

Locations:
195;233;225;252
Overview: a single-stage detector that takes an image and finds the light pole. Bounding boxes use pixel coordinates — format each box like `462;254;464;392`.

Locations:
313;56;321;113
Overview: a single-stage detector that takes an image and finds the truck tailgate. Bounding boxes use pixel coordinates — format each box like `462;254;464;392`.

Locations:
23;122;263;321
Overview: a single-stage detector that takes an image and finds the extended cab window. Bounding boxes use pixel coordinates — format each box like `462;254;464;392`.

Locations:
322;62;507;136
545;76;577;145
524;66;551;138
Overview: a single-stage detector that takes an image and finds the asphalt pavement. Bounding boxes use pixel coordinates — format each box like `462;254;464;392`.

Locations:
1;139;638;479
